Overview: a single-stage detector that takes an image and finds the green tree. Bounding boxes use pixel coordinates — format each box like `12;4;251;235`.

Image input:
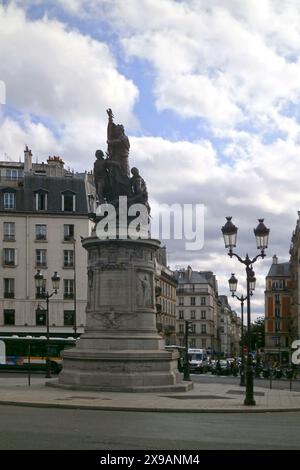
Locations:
250;317;265;349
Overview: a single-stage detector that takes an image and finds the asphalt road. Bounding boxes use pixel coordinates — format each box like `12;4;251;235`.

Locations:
0;404;299;450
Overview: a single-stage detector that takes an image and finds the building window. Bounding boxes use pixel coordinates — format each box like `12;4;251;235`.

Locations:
35;224;47;241
3;248;16;266
179;323;184;333
272;280;285;290
64;250;74;268
201;297;206;306
275;306;280;317
64;310;75;326
64;279;74;299
36;249;47;267
179;310;184;319
5;169;23;181
201;310;206;319
201;324;207;334
35;191;48;211
190;297;195;306
3;222;15;241
191;323;196;333
4;192;15;210
64;224;74;241
36;308;46;326
62;192;76;212
275;321;280;332
178;296;184;306
190;310;196;319
202;339;207;348
189;338;196;348
220;326;225;333
4;309;15;325
4;278;14;298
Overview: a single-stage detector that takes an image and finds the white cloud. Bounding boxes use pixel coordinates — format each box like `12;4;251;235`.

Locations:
0;117;57;161
84;0;300;133
0;3;138;165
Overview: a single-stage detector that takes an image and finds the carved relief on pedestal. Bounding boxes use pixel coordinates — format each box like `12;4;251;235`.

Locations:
96;262;128;271
130;247;144;261
89;308;137;330
136;271;153;308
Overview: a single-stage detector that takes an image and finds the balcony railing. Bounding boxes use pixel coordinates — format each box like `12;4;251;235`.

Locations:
64;293;74;299
35;235;47;241
177;288;209;294
4;292;14;299
3;260;15;267
63;262;74;268
64;236;75;242
3;235;15;241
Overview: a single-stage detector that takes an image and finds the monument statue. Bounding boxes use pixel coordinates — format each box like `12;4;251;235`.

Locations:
106;108;130;177
130;167;151;214
52;108;191;393
93;109;150;213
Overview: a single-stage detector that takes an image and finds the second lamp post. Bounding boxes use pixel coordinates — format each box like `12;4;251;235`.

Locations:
34;270;60;378
222;217;269;406
228;272;256;387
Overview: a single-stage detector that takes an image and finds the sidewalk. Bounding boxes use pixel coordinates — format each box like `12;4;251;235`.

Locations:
1;376;300;413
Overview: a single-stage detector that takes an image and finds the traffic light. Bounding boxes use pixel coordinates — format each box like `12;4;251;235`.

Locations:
185;320;193;334
256;332;264;347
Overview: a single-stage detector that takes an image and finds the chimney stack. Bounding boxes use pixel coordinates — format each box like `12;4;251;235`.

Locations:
272;255;278;265
24;145;32;172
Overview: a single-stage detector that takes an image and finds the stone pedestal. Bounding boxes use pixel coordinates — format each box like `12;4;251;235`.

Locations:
53;236;192;392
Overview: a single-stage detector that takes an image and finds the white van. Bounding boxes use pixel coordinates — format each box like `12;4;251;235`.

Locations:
188;348;207;372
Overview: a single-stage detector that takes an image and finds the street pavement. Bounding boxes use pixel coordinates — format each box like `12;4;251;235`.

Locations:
1;404;300;449
0;372;300;412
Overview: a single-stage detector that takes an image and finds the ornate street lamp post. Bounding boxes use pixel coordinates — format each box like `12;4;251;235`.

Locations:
34;270;60;378
222;217;269;406
228;272;256;387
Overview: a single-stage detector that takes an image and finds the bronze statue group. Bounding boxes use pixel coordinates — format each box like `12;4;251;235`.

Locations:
94;108;150;214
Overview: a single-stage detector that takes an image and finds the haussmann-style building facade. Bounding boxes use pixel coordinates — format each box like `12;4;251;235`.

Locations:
0;146;95;338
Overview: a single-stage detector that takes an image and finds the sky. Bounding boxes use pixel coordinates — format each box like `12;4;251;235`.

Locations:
1;0;300;319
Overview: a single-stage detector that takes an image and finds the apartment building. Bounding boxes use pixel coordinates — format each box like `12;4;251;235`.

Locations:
155;247;177;345
174;266;220;355
264;255;292;363
0;146;95;337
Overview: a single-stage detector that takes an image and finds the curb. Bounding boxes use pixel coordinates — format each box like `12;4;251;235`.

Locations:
0;399;300;413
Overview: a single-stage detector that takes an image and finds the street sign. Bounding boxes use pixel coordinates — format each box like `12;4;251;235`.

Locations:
243;346;248;353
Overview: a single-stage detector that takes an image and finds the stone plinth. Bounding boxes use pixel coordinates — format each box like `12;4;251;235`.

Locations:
53;236;192;392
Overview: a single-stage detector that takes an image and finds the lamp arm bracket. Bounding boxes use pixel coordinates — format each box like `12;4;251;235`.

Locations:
249;252;265;264
232;293;249;302
228;251;246;265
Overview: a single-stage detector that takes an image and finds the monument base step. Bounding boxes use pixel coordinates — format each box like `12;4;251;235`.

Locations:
47;380;193;393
